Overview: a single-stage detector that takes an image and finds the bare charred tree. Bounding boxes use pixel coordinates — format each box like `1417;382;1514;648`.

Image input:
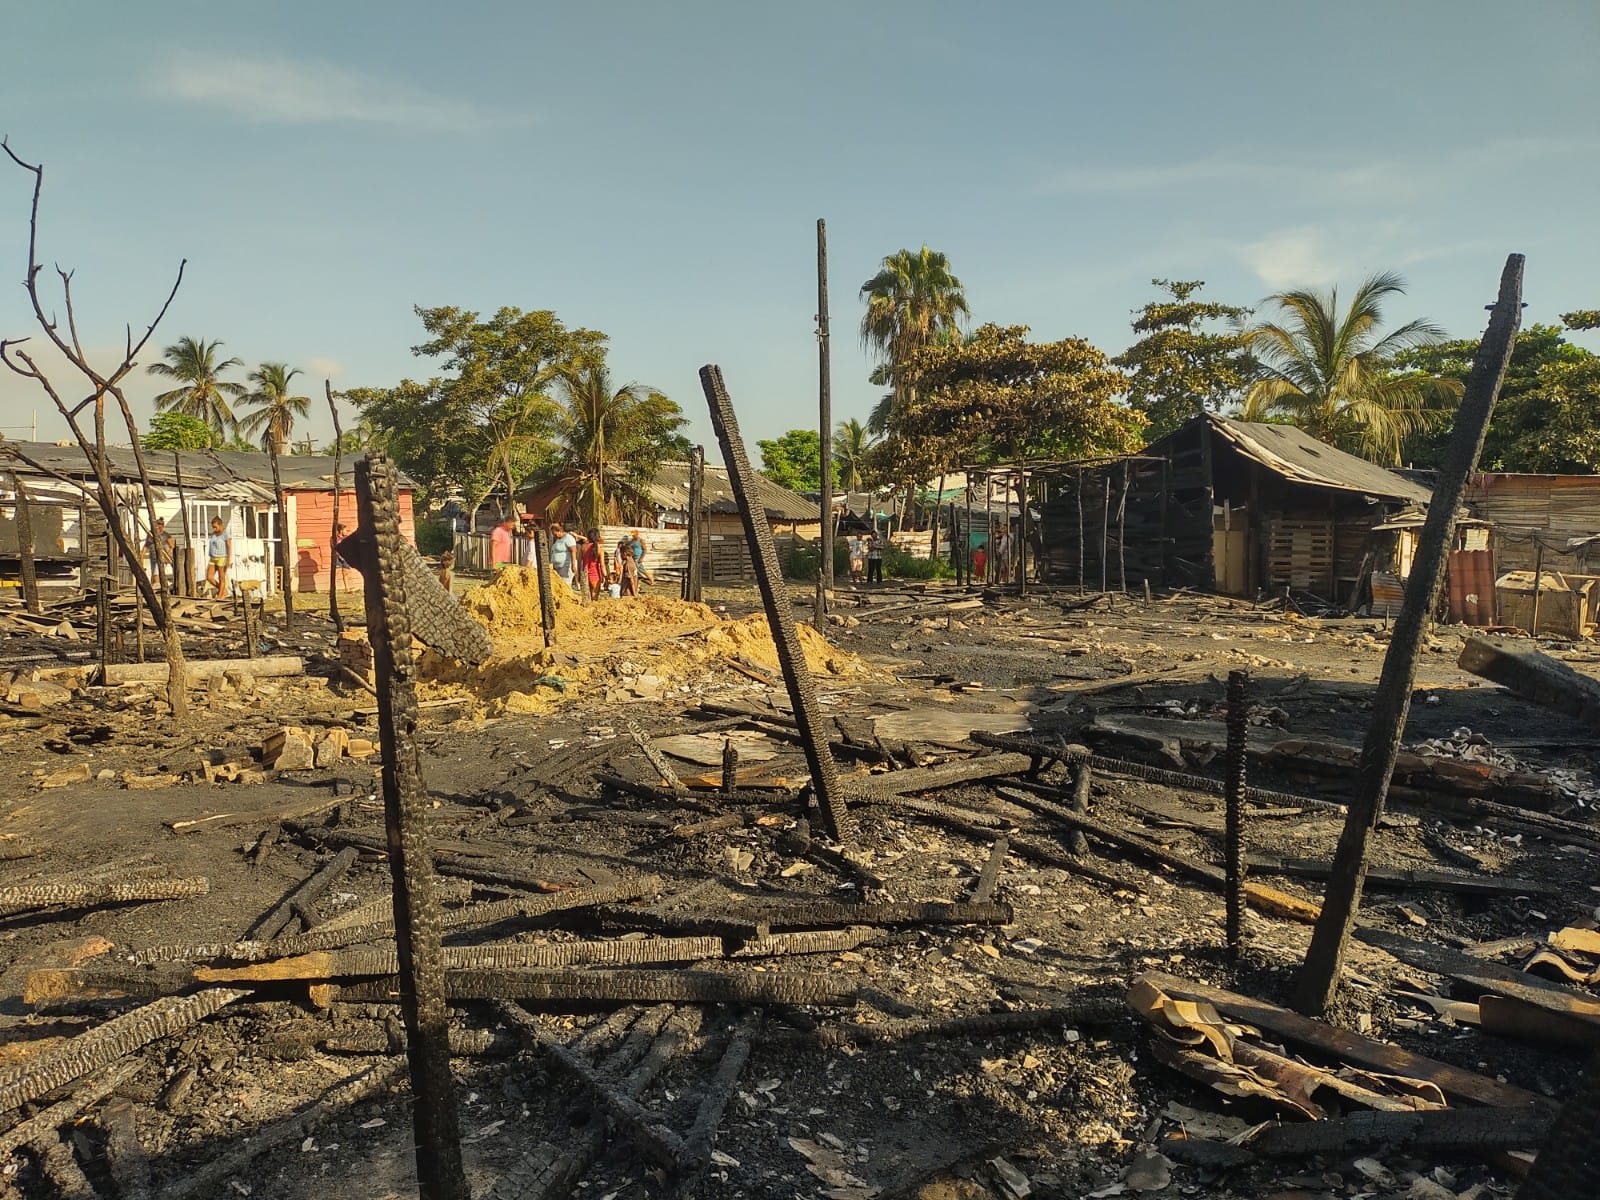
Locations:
0;139;189;720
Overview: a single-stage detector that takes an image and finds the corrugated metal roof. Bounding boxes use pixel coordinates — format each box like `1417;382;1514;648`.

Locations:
647;461;816;521
2;441;414;493
1203;416;1432;504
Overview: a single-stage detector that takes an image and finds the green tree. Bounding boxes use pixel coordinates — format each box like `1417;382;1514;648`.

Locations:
1114;279;1253;440
833;418;872;491
349;306;604;514
239;362;312;455
541;359;687;528
1241;272;1461;464
143;411;216;450
1396;323;1600;472
146;336;245;437
860;246;969;431
1562;310;1600;332
896;323;1141;463
758;428;825;492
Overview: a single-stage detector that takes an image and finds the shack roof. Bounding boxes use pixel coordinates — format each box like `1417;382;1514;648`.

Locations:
1153;415;1433;505
646;461;815;522
2;441;415;493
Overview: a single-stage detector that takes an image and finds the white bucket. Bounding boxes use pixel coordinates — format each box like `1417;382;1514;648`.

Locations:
608;583;622;599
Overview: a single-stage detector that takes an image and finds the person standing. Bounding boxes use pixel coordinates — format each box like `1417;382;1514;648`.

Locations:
204;517;232;599
846;532;865;584
615;535;639;596
995;526;1012;584
549;521;578;588
490;515;516;571
628;529;652;585
866;531;885;584
582;529;606;599
973;541;987;582
145;518;175;590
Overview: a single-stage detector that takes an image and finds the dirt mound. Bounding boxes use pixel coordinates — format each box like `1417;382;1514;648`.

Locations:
426;568;861;717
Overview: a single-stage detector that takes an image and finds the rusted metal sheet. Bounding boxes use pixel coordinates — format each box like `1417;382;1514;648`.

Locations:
1447;548;1496;625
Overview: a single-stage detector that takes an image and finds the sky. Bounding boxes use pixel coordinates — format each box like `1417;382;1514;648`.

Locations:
1;0;1596;455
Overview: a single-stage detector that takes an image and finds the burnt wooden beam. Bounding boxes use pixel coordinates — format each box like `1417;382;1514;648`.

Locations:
1295;256;1524;1017
245;846;359;942
1458;636;1600;735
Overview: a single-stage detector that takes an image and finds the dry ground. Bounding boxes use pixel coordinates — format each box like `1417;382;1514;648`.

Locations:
2;576;1597;1199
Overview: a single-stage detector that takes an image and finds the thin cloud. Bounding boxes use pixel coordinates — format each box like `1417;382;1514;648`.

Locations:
149;53;525;133
1241;228;1344;290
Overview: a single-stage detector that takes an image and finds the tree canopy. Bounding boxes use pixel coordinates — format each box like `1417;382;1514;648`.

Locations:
348;306;605;511
860;247;969;434
538;360;686;528
892;323;1141;469
758;429;827;492
147;336;245;437
1241;272;1460;464
1396;322;1600;473
239;362;311;455
1114;279;1252;440
143;410;215;451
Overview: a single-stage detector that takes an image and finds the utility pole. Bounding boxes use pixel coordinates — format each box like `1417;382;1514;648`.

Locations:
816;218;834;594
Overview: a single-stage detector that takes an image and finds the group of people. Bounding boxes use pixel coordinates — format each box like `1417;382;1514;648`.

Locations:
972;527;1015;584
143;515;234;600
845;532;886;584
490;515;653;600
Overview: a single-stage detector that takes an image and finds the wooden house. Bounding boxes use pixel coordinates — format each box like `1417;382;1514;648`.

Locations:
1036;414;1433;600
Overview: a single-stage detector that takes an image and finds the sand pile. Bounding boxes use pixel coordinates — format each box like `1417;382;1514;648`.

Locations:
421;567;861;717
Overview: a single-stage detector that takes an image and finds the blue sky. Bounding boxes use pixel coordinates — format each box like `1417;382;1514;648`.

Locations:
2;0;1596;452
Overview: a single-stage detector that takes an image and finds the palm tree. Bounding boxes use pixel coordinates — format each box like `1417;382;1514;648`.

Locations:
833;418;873;491
147;337;246;437
859;246;969;431
1241;272;1462;464
239;363;313;455
547;360;686;529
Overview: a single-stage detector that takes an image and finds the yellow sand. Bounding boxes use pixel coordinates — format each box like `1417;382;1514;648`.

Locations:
421;567;860;717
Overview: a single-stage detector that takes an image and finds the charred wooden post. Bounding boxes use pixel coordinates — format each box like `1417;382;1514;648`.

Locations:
628;719;688;796
700;364;853;842
971;837;1008;903
1067;763;1091;855
267;436;293;631
817;218;834;594
683;1014;756;1170
684;444;705;602
721;737;739;797
242;588;256;659
352;451;468;1200
534;526;557;647
1530;539;1546;634
133;581;144;662
327;380;345;634
246;845;359;942
0;1061;141;1158
1224;669;1249;962
97;575;112;679
1294;254;1524;1017
173;450;193;597
1517;1052;1600;1200
0;987;246;1112
11;470;40;613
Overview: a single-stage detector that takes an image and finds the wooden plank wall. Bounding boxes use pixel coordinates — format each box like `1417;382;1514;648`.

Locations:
1465;476;1600;574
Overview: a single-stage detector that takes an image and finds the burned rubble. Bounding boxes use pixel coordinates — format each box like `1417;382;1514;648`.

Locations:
8;350;1600;1194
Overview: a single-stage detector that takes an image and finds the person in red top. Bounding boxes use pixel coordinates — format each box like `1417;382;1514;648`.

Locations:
582;529;605;599
490;515;516;570
973;542;987;581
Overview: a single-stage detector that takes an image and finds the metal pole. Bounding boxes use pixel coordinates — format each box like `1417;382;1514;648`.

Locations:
1294;254;1524;1017
1224;669;1249;962
699;365;853;843
816;218;834;595
351;453;469;1200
